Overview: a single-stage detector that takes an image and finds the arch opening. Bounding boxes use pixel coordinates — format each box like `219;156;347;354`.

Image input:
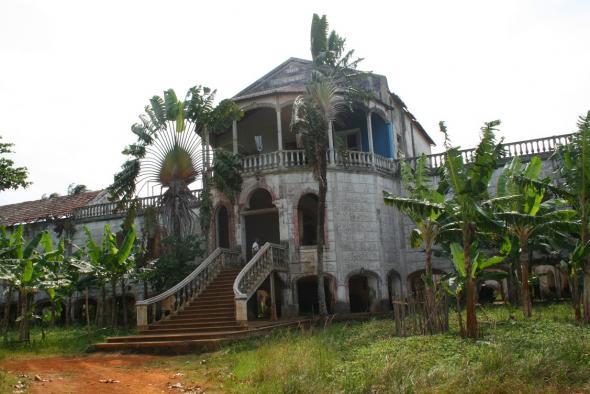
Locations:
245;188;280;259
296;275;334;315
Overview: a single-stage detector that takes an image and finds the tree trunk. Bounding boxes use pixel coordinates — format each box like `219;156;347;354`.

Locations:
65;296;71;327
85;287;91;342
455;294;465;337
463;223;478;338
571;271;582;322
315;147;328;316
121;279;128;330
111;280;118;328
100;285;106;327
2;285;13;342
581;206;590;324
424;242;436;333
18;290;30;342
50;300;56;326
507;259;521;307
520;244;533;318
583;270;590;324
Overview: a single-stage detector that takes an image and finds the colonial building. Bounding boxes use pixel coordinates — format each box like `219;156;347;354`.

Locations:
0;58;572;332
207;57;436;316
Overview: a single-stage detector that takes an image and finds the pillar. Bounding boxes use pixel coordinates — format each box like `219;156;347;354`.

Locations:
276;105;283;151
270;271;277;321
232;120;238;154
366;111;375;166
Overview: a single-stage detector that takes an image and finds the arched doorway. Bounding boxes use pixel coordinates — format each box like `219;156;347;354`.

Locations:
478;280;501;304
244;189;280;259
296;275;334;315
216;205;230;248
349;274;370;312
298;193;318;246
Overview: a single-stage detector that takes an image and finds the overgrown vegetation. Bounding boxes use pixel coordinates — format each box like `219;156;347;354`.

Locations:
150;235;204;292
0;135;30;192
152;304;590;393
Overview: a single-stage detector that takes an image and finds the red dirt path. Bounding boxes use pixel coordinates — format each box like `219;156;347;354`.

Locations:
1;354;205;393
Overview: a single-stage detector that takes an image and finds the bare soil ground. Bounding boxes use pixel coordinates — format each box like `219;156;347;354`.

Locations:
1;354;208;393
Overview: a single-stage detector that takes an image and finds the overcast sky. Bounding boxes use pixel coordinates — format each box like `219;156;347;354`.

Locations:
0;0;589;205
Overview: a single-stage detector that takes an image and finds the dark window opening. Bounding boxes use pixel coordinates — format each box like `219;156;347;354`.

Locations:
298;194;319;246
297;276;333;315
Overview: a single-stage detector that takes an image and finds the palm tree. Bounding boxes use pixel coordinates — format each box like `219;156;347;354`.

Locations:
108;87;242;241
290;14;362;316
494;156;576;317
438;120;504;338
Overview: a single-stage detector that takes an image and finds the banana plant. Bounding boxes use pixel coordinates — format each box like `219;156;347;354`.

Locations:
494;156;577;317
384;155;445;288
560;240;590;322
551;111;590;323
443;237;511;336
0;226;70;342
437;120;505;338
84;224;136;328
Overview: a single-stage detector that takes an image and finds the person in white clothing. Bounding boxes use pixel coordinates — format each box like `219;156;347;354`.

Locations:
252;238;260;255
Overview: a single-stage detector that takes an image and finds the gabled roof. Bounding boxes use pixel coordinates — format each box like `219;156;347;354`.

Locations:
0;190;103;226
233;57;313;100
233;57;435;145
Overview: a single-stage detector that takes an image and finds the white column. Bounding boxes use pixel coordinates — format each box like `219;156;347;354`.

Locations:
366;111;375;166
232;120;238;154
328;120;335;165
276;106;283;151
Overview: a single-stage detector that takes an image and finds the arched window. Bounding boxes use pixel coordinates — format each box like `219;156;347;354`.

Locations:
298;194;318;246
249;189;274;210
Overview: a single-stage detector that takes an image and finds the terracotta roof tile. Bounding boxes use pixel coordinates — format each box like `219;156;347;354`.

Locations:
0;190;103;226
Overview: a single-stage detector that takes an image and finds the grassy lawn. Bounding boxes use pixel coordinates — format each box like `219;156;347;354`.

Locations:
158;303;590;393
0;304;589;393
0;326;135;360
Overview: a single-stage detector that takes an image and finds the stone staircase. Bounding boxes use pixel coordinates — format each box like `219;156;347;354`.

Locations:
92;247;306;353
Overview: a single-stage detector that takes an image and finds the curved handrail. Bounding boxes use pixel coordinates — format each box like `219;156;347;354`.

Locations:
137;248;238;306
136;247;241;327
233;242;287;300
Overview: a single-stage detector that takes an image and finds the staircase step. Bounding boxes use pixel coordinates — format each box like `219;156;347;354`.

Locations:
142;325;246;334
107;330;246;343
172;312;235;320
150;320;239;329
164;315;236;324
92;320;312;354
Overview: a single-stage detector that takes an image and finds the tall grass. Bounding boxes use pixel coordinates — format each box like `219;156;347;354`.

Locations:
171;303;590;393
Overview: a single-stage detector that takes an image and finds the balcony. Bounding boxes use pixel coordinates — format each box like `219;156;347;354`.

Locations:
73;133;573;222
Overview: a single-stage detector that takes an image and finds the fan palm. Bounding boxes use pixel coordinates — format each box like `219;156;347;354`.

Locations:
109;86;242;240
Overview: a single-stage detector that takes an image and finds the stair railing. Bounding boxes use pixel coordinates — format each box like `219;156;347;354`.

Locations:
233;242;288;323
136;248;240;330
